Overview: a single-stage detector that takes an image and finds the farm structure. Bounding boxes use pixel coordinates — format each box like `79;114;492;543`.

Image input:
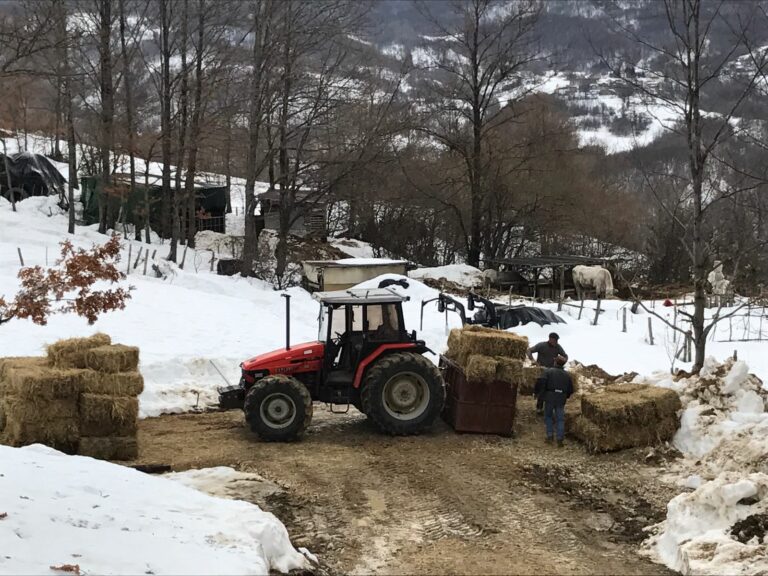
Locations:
484;256;617;300
0;152;67;204
302;259;409;292
256;188;328;239
80;173;228;236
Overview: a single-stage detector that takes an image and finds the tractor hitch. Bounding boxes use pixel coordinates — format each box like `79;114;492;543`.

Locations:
217;384;245;411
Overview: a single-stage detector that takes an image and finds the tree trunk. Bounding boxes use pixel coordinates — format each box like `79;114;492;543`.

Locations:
184;0;206;249
274;5;293;289
98;0;114;235
118;0;138;240
160;0;176;261
467;7;482;268
176;0;190;246
241;0;270;277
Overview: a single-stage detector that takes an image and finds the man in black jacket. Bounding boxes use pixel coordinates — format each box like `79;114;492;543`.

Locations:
534;357;574;447
528;332;568;414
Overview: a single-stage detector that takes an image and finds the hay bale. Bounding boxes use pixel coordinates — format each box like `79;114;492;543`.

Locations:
458;330;528;364
79;394;138;436
580;384;681;426
0;401;5;433
495;357;524;385
0;356;48;381
77;370;144;396
520;366;544;395
85;345;139;373
47;333;112;368
570;414;678;452
446;328;463;359
465;355;498;384
2;396;78;421
571;372;581;394
2;412;79;450
78;436;138;461
3;366;82;400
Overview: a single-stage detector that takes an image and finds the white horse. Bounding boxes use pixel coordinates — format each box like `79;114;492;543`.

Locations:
572;265;615;299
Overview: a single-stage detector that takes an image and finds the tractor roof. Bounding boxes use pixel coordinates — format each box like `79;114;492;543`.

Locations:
312;287;410;305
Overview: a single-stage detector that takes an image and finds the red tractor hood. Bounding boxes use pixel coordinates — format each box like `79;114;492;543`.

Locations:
241;341;325;373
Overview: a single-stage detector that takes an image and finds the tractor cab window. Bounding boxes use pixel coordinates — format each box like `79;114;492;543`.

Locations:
327;305;347;341
367;304;401;341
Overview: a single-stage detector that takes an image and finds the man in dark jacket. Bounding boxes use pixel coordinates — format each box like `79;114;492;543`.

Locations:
528;332;568;414
534;357;574;447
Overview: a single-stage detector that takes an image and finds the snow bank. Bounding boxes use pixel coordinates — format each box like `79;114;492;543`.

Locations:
639;360;768;574
409;264;483;289
0;445;308;575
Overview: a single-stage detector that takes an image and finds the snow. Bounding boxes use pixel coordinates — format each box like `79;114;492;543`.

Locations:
0;444;308;575
334;257;406;266
409;264;483;289
330;237;377;258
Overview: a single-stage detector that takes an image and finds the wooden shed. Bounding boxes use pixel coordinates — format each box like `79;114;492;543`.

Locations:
302;259;409;292
257;188;327;239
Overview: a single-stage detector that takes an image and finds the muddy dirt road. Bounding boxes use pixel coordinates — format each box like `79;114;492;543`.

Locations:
135;397;678;575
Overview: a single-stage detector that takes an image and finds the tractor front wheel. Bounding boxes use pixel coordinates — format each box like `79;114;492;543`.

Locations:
361;352;445;435
244;375;313;441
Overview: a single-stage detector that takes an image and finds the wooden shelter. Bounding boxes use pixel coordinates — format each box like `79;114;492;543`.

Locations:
256;188;327;239
485;256;614;300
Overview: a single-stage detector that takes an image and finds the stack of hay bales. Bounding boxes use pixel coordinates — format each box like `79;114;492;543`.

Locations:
0;334;142;461
445;325;529;387
570;383;681;452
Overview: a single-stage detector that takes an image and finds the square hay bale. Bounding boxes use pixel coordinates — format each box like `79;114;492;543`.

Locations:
0;357;49;381
2;396;79;421
47;333;112;369
458;330;528;365
465;355;498;384
446;328;463;359
580;384;682;426
520;366;544;395
3;366;82;400
495;357;524;386
76;370;144;396
86;345;140;373
570;414;678;452
1;409;79;452
78;436;138;461
563;401;582;434
79;393;139;436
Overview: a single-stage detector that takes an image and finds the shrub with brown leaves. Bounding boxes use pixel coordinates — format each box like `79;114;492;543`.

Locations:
0;236;132;326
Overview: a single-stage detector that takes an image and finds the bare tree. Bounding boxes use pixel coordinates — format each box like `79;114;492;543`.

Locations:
605;0;768;370
97;0;115;234
415;0;541;267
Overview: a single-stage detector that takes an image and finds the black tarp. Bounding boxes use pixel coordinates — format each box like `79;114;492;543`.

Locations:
471;305;565;328
0;152;67;202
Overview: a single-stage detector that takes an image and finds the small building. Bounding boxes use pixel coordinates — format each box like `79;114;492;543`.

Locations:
257;188;327;239
302;259;409;292
80;172;228;236
0;152;67;203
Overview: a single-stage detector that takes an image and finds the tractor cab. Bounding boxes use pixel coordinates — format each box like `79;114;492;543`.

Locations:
221;286;444;442
317;288;418;388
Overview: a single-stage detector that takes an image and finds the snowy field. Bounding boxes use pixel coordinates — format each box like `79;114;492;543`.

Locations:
2;190;768;575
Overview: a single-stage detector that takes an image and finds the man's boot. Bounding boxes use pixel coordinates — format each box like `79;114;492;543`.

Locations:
545;436;553;445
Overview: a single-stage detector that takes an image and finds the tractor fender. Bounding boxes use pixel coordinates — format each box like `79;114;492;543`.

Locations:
353;343;421;388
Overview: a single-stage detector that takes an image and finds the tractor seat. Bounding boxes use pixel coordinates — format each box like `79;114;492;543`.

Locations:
325;370;354;386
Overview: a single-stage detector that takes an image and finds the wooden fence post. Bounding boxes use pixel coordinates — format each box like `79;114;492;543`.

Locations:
673;300;678;343
578;299;584;321
126;244;132;275
648;317;654;345
685;331;692;362
17;247;24;266
210;250;215;272
622;307;627;333
133;246;144;269
143;251;149;275
592;298;601;326
179;245;188;270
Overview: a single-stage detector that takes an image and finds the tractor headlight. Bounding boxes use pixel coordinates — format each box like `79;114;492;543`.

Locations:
242;369;268;385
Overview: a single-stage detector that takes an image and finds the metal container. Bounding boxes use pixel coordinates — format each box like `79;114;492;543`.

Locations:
440;356;518;436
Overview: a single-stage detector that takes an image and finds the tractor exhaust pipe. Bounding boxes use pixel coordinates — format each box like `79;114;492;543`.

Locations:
281;293;291;350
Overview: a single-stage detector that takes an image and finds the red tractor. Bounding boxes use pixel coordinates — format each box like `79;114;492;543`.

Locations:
218;287;446;441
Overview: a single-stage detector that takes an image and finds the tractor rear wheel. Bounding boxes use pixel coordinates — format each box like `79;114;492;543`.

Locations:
361;352;445;435
244;375;313;442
